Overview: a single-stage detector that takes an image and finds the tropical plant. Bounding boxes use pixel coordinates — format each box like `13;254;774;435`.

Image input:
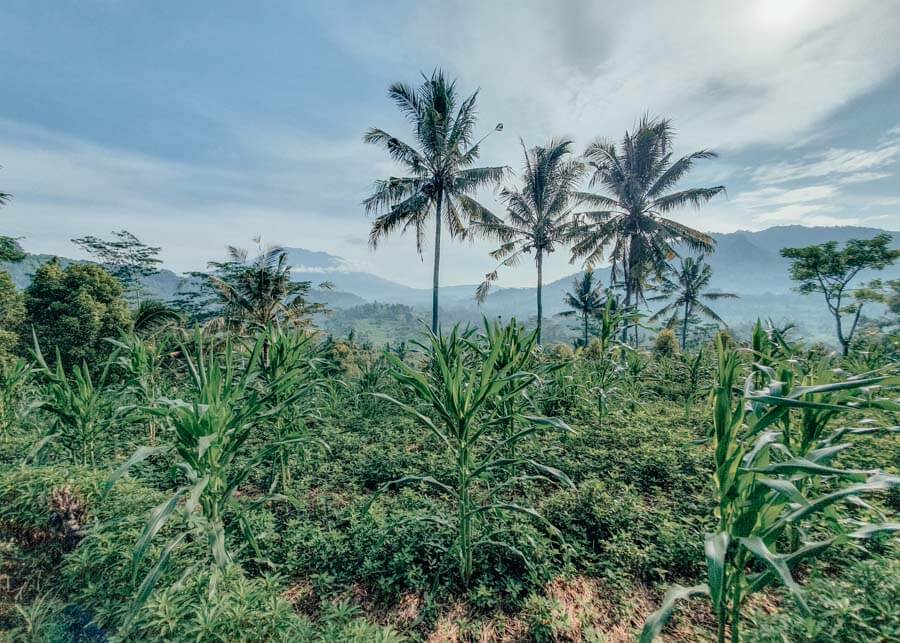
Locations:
132;299;183;336
30;336;117;466
649;255;738;349
364;69;506;333
570;116;725;336
108;332;172;444
105;331;322;621
0;357;32;434
255;325;330;490
472;139;585;344
641;338;900;643
559;270;606;348
206;239;330;336
0;269;25;361
370;325;574;587
781;233;899;356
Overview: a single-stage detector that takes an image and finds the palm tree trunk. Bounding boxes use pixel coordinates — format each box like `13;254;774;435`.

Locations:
583;312;589;348
681;301;690;350
536;252;543;345
431;190;444;335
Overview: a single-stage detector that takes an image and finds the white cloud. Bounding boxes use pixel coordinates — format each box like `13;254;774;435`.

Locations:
329;0;900;153
752;140;900;185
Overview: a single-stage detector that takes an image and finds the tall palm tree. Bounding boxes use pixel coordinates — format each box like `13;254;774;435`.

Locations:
471;139;585;344
570;116;725;326
364;70;506;333
559;270;605;348
649;255;738;349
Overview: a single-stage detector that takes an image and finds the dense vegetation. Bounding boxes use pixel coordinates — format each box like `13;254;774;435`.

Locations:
0;69;898;642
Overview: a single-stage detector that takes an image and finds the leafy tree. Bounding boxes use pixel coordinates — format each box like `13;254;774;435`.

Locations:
558;269;605;348
364;69;506;333
780;233;899;355
23;258;131;367
0;270;25;361
570;116;725;335
471;139;584;344
649;255;737;349
72;230;162;302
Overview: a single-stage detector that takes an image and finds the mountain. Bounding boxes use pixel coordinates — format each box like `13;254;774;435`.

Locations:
3;225;897;344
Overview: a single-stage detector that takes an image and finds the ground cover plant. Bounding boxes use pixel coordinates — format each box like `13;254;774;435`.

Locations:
0;76;897;640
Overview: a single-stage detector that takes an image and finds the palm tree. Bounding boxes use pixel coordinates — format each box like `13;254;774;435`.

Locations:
649;255;737;349
471;139;585;344
559;270;605;348
570;116;725;332
207;239;330;332
364;70;506;333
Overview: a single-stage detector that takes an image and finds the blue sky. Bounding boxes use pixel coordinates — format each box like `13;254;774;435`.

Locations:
1;0;899;287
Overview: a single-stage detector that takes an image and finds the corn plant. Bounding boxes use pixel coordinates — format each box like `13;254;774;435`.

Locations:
105;330;319;620
255;326;329;490
641;337;899;643
0;358;33;434
370;325;574;588
30;336;117;466
108;333;172;443
471;318;549;457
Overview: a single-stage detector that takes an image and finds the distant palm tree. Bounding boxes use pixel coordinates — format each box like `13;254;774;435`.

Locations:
571;116;725;332
649;255;738;349
559;270;605;348
208;239;330;332
471;139;585;344
364;70;506;333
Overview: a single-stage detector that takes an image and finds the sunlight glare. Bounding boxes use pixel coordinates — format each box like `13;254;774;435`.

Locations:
756;0;814;30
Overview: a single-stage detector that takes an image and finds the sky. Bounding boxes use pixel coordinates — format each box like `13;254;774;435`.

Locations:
1;0;899;288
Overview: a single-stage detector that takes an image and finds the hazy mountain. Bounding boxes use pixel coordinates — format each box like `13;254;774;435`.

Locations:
3;225;896;343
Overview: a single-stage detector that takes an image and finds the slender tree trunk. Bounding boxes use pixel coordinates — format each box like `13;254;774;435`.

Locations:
681;301;690;350
583;312;589;348
431;191;444;335
833;310;848;357
536;252;543;345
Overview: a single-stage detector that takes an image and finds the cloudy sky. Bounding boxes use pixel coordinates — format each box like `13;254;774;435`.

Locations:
1;0;899;287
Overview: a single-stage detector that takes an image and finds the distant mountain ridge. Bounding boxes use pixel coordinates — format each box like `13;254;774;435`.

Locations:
3;225;897;342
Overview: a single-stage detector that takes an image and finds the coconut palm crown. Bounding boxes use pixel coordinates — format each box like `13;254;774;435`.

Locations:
471;138;586;344
649;255;738;349
571;116;725;310
363;69;506;333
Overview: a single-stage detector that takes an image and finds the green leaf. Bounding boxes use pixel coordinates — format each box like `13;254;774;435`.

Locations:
705;532;729;610
739;536;808;614
104;446;171;498
640;584;709;643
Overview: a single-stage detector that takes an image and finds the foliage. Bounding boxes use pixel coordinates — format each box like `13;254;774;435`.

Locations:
23;258;131;368
470;139;586;343
30;336;117;466
370;324;574;587
781;233;899;355
570;116;725;315
364;69;506;333
71;230;163;303
0;269;25;361
205;239;330;332
745;547;900;642
558;270;605;348
652;329;680;358
641;337;900;643
649;255;738;349
106;331;322;622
